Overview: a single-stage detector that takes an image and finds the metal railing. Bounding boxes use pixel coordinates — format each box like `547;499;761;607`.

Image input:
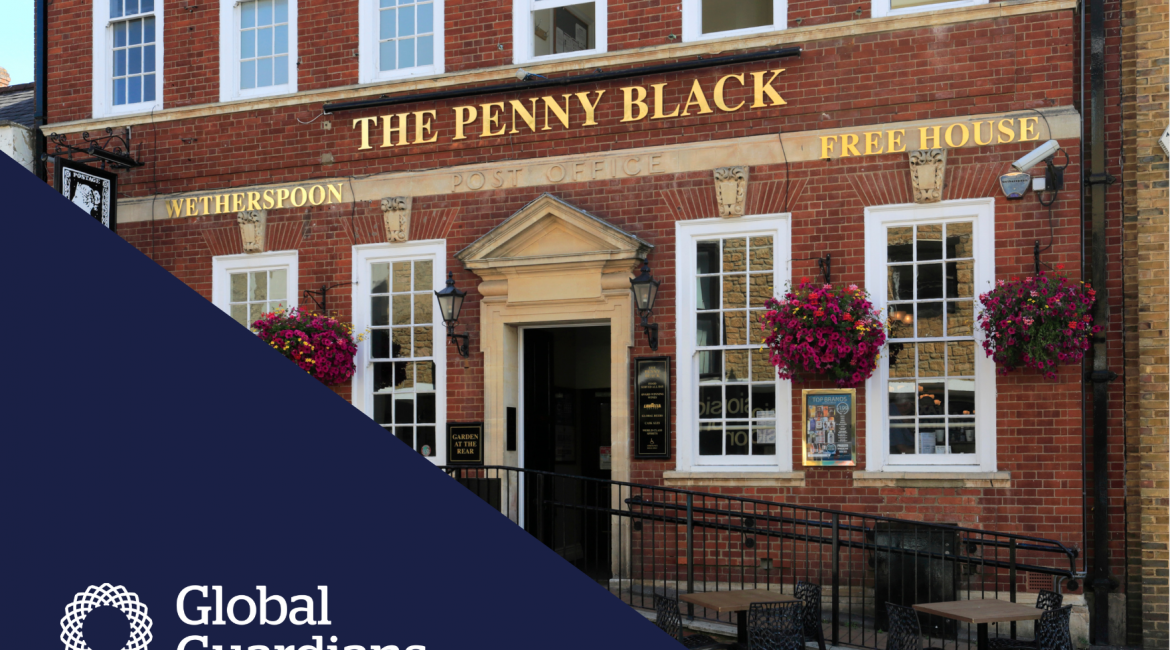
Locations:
442;466;1079;649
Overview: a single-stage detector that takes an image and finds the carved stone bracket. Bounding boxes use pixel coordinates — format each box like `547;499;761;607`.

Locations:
237;210;267;253
381;196;412;242
713;166;749;218
909;149;947;204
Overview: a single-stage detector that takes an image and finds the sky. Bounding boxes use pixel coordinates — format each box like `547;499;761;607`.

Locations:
0;0;34;85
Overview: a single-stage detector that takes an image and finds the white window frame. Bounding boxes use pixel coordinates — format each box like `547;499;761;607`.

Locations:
352;240;448;465
676;213;793;473
211;250;300;322
871;0;986;18
358;0;445;83
681;0;786;43
864;198;997;473
92;0;165;118
219;0;299;102
512;0;607;65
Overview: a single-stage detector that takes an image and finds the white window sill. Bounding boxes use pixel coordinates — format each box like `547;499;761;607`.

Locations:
663;470;805;488
853;471;1009;488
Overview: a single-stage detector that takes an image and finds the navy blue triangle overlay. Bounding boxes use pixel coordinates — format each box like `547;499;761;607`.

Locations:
0;154;676;649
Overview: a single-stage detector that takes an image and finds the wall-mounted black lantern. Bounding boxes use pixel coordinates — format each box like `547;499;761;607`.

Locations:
435;272;470;357
630;262;661;351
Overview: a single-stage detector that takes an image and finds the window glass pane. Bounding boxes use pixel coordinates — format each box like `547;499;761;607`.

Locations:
417;427;436;456
371;263;390;293
413;260;432;290
951;260;974;298
230;273;247;302
888;304;914;339
129;46;142;74
380;8;396;39
889;421;915;454
947;378;976;415
374;395;393;424
275;0;288;23
415;361;435;391
249;302;264;324
413;294;432;324
141;0;154;13
144;45;155;72
371;297;390;326
379;40;396;70
532;4;595;57
699;386;722;419
696;313;719;347
947;341;975;377
946;222;973;258
947;301;973;336
701;0;772;34
258;27;273;56
888;382;916;417
114;49;127;76
699;423;722;455
399;4;415;35
752;422;775;455
114;22;127;47
398;38;415;69
749;273;772;307
414;326;433;356
919;342;945;377
128;75;142;104
750;349;772;383
275;24;288;55
888;343;915;378
917;263;943;300
725;426;750;455
888;265;913;301
114;78;126;105
417;35;434;66
374;362;395;392
395;395;414;424
918;383;945;416
392;261;411;291
111;0;123;19
258;0;273;26
723;274;746;308
723;238;747;272
724;350;748;382
918;302;943;337
418;1;433;33
242;1;256;28
749;236;773;271
697;241;720;274
241;60;256;89
126;0;138;15
697;351;721;383
143;74;156;101
723;311;747;345
888;227;914;262
949;419;976;454
726;385;749;418
129;18;142;45
417;393;436;424
269;269;287;300
274;56;289;85
697;276;719;310
392;328;412;358
144;16;155;43
395;427;414;448
749;310;766;345
250;271;267;301
917;224;943;260
395;361;414;389
371;329;390;358
751;383;775;416
392;294;411;325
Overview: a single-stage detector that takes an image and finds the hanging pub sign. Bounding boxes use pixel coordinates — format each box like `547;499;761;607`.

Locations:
55;158;118;231
447;422;484;466
635;357;671;459
801;389;857;467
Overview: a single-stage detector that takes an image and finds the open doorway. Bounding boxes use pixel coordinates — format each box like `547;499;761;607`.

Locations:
522;325;611;581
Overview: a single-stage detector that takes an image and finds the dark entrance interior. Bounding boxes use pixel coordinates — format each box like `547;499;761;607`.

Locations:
523;326;612;582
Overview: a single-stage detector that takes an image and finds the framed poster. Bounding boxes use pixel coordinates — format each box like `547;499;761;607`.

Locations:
801;389;856;467
55;158;118;231
447;422;484;466
634;357;671;458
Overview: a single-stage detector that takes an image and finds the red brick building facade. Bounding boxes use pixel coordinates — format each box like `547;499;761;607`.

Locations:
34;0;1163;644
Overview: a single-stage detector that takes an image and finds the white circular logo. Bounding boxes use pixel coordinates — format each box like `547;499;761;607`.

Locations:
60;584;153;650
835;402;850;415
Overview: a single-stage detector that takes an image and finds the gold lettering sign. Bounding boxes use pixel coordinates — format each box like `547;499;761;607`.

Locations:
351;69;790;152
817;117;1041;160
164;182;345;219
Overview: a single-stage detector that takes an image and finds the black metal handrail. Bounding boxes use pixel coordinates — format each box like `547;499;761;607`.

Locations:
443;466;1081;650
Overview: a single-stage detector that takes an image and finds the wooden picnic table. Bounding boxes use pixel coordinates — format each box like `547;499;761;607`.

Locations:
913;600;1043;650
679;589;798;648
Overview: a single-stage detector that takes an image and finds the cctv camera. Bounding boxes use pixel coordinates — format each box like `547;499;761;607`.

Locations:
515;68;530;81
1011;140;1061;173
1160;124;1169;158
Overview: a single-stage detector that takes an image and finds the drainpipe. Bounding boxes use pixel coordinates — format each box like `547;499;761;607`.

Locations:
33;0;48;182
1086;0;1118;642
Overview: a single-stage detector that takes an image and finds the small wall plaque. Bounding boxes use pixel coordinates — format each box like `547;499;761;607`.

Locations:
801;389;857;467
447;422;484;466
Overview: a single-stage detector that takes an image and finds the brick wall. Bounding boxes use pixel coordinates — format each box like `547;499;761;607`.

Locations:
1120;0;1169;643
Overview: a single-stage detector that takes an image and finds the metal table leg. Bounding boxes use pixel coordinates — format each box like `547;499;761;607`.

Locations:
978;622;989;650
737;610;749;648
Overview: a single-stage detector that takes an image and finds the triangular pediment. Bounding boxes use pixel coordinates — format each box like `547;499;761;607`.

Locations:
456;194;652;269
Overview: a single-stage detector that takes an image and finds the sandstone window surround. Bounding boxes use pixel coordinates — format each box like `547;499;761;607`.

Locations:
681;0;787;43
872;0;987;19
863;198;997;473
211;249;299;327
358;0;445;84
219;0;299;102
512;0;607;65
352;240;448;464
674;213;794;474
92;0;165;118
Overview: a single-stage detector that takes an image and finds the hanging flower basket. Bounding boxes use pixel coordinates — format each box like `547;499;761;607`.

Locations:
760;278;887;388
976;266;1098;380
252;307;362;386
